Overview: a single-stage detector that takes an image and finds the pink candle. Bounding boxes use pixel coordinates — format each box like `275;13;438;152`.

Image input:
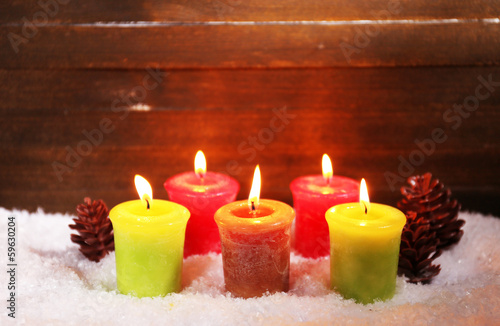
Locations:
290;154;359;258
164;151;239;257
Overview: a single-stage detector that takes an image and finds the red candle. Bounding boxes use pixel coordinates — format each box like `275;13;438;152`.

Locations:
290;154;359;258
215;165;295;298
164;151;239;257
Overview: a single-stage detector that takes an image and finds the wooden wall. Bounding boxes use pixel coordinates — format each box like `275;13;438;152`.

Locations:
1;0;499;215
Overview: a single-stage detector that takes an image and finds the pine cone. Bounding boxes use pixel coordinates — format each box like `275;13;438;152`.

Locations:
69;197;114;262
398;212;442;283
398;173;465;251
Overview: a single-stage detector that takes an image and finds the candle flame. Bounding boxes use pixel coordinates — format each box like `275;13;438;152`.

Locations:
359;178;370;214
248;165;261;212
322;154;333;184
134;174;153;209
194;150;207;179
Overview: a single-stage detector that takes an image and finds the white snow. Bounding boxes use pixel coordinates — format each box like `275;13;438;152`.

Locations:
1;208;499;325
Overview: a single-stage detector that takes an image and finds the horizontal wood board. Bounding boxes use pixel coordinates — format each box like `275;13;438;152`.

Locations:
2;21;500;69
1;0;500;23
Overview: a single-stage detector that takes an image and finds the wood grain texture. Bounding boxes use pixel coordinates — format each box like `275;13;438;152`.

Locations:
1;0;499;23
1;21;500;69
2;66;500;112
1;1;499;216
1;67;499;215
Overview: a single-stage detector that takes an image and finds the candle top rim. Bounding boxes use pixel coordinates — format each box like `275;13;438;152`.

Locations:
290;175;359;196
109;199;190;226
164;171;239;197
215;199;295;231
326;202;406;231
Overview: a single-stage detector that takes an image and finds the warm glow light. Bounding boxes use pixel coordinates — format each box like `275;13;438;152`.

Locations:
359;178;370;214
248;165;261;212
322;154;333;183
135;174;153;209
194;150;207;179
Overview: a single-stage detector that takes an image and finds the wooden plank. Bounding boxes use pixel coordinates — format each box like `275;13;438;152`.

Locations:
1;0;499;23
3;66;500;112
1;144;498;189
1;103;499;213
1;21;500;69
2;111;499;162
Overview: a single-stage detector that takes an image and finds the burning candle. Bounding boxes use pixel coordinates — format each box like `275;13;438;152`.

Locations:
325;179;406;304
290;154;359;258
164;151;239;257
109;175;190;297
215;165;295;298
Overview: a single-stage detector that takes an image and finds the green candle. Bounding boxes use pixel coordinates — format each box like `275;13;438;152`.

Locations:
109;175;190;297
325;179;406;304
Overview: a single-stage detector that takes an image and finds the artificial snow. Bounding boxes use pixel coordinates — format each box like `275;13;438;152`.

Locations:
0;208;498;325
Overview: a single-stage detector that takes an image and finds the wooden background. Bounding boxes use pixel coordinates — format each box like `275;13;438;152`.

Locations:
1;0;499;216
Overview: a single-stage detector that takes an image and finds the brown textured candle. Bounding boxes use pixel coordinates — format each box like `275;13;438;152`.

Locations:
215;199;295;298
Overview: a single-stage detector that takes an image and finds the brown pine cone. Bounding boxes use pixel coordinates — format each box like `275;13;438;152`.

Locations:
398;212;442;283
69;197;114;262
398;173;464;251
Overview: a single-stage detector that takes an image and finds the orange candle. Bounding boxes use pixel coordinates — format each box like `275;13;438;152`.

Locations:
215;165;295;298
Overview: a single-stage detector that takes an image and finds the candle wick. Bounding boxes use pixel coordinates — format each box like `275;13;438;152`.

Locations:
146;199;150;210
251;201;256;212
363;202;367;214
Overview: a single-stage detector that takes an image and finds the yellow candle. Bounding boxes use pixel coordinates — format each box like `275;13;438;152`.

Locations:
109;175;190;297
325;179;406;304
